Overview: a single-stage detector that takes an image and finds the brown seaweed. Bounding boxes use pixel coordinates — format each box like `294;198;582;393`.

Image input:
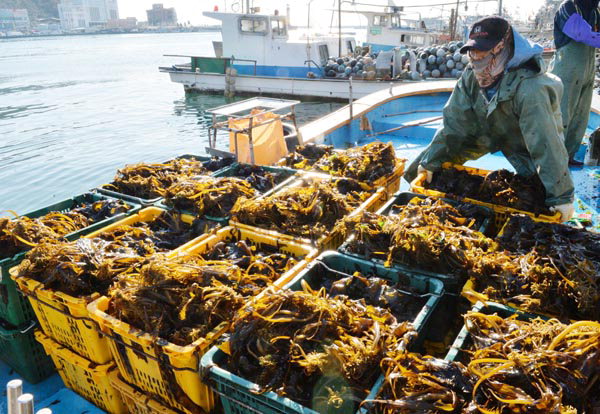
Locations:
282;143;334;169
338;198;496;279
102;158;209;199
312;142;401;184
0;198;131;260
426;168;552;215
231;178;372;242
228;284;416;412
15;238;144;296
225;164;292;193
107;253;286;345
164;177;257;217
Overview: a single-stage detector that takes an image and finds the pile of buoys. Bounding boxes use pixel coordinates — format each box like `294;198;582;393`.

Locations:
411;41;469;80
317;41;470;81
322;53;379;80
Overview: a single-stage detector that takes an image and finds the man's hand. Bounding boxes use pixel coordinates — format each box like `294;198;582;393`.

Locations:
417;165;434;184
550;203;575;222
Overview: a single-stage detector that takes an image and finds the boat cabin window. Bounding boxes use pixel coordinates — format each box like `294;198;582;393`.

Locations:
318;44;329;65
346;40;353;53
271;17;287;37
239;16;268;35
391;14;400;28
373;15;388;27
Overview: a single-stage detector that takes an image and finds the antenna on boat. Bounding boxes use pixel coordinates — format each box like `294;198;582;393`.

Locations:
338;0;342;55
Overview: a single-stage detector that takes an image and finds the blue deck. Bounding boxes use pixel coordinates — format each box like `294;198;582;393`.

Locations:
0;362;104;413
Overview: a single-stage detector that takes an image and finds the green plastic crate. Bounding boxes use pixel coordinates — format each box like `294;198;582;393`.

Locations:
96;154;232;206
444;301;548;363
200;251;444;414
213;163;297;194
0;321;55;384
338;192;494;293
0;192;140;326
363;302;546;413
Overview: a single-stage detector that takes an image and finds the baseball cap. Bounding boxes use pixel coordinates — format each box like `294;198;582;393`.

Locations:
460;16;510;54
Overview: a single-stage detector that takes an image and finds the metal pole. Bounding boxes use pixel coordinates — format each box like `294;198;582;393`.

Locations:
338;0;342;56
7;379;23;414
498;0;502;16
17;393;34;414
349;76;353;121
248;116;255;165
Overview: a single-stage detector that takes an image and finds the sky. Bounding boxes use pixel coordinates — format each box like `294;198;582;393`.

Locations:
118;0;547;26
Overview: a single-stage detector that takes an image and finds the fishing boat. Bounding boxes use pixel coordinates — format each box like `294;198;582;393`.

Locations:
355;7;444;52
2;81;599;412
160;4;453;100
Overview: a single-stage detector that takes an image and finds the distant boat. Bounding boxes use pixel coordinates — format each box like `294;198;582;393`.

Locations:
160;8;448;100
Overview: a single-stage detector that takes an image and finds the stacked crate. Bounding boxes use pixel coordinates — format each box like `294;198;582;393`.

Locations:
0;193;139;387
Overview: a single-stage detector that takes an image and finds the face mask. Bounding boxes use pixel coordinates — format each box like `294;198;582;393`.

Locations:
470;29;513;89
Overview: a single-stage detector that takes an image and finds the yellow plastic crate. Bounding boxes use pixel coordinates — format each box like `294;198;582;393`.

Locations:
11;269;112;364
372;159;406;200
230;173;386;251
35;331;125;413
84;206;210;251
411;163;562;231
87;296;222;413
109;370;181;414
175;226;319;287
9;207;205;365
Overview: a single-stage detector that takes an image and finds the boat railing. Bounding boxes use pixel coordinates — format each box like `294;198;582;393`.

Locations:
163;55;258;75
304;59;323;75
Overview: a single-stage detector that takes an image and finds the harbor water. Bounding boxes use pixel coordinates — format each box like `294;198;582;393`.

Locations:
0;32;344;213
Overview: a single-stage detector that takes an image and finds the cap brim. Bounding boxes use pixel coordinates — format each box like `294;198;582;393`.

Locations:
459;38;498;54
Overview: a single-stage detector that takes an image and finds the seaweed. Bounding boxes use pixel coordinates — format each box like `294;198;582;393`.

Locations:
281;143;334;169
426;168;552;215
106;252;287;346
312;142;401;184
102;158;209;199
228;283;416;412
226;164;291;193
163;177;257;217
232;178;373;242
0;198;131;260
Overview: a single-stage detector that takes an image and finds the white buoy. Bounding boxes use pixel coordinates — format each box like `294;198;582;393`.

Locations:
17;393;34;414
36;409;52;414
7;380;23;414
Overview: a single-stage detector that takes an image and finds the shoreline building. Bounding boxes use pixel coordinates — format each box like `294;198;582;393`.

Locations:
58;0;119;30
146;4;177;27
0;9;30;32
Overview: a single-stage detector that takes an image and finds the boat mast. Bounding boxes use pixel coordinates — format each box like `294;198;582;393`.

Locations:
338;0;342;55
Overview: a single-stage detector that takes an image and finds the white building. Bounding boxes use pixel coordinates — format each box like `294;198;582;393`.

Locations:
0;9;30;31
58;0;119;30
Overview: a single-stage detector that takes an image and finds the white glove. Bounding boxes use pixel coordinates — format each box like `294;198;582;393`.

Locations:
417;165;434;184
550;203;575;222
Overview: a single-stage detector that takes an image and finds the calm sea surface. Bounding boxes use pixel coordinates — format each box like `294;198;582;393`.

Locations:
0;32;343;213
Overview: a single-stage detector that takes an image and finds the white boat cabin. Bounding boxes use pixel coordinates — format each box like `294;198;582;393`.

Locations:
204;11;356;78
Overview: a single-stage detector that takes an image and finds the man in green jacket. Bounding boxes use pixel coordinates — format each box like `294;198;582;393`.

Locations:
404;16;575;221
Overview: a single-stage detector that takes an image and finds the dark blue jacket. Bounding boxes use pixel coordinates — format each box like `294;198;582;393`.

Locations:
554;0;600;49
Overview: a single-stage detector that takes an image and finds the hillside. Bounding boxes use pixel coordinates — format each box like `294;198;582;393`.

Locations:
0;0;59;20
